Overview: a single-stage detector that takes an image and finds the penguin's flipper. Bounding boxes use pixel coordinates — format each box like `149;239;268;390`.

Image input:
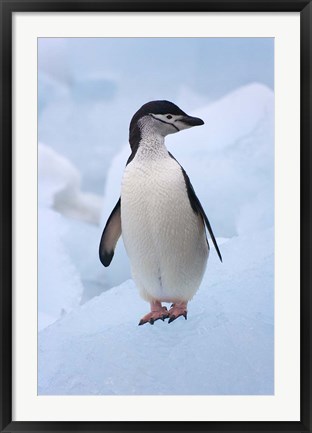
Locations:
99;198;121;267
169;152;222;263
184;175;223;263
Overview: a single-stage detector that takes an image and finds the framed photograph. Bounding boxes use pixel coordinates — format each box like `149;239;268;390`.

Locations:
1;1;311;432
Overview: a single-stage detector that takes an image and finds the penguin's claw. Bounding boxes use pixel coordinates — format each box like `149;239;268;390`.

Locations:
168;303;188;324
138;306;169;326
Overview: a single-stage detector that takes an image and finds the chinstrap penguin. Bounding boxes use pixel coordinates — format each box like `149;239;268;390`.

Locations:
99;100;222;325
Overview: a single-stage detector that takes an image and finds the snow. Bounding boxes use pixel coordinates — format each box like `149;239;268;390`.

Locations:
38;73;69;115
39;143;102;224
38;144;107;329
38;77;127;194
38;207;84;330
38;227;273;395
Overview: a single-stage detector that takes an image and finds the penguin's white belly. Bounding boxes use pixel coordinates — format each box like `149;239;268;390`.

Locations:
121;157;209;302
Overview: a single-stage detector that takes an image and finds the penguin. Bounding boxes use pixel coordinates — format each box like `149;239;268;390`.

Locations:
99;100;222;325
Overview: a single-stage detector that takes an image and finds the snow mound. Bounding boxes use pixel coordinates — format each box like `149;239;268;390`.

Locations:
38;144;109;329
39;143;102;225
38;208;84;330
38;227;274;395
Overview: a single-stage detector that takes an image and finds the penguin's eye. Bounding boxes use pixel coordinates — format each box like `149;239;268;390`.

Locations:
166;115;173;119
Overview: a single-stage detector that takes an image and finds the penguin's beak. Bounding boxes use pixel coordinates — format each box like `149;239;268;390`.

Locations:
181;115;204;127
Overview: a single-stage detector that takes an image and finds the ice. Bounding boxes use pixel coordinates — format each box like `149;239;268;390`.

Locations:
38;82;128;194
38;227;274;395
38;72;69;115
39;143;102;225
60;217;111;303
71;75;117;103
38;208;84;330
38;144;107;329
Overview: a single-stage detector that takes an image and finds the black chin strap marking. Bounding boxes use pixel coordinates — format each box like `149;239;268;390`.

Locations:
150;114;180;132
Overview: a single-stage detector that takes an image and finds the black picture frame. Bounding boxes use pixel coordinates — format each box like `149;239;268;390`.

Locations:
1;0;311;432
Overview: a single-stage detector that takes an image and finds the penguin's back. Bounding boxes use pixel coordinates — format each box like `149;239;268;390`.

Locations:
121;154;209;303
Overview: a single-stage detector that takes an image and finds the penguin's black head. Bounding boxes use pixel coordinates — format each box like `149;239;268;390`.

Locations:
129;100;204;150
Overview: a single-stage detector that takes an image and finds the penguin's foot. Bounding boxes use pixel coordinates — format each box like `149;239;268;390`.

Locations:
138;303;169;326
168;302;188;324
